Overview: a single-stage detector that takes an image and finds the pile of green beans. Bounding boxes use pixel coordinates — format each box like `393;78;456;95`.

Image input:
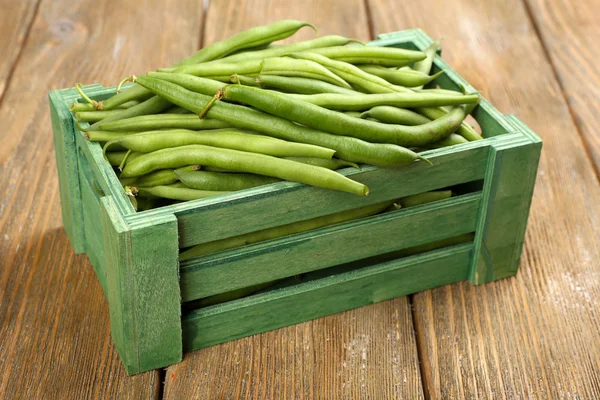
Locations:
72;20;483;212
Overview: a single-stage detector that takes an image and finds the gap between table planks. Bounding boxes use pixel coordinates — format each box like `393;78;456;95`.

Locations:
0;0;205;398
369;0;600;398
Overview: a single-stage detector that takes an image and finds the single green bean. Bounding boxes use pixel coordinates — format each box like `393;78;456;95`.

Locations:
415;107;481;141
104;129;336;159
229;74;259;86
399;190;452;207
284;157;360;170
360;106;431;125
286;91;479;111
106;151;129;167
422;133;468;149
85;131;127;142
177;20;317;65
172;59;263;77
223;85;469;146
134;76;426;167
121;144;368;196
179;200;393;260
75;110;121;122
120;165;200;187
412;40;440;89
310;46;426;67
116;100;141;109
176;170;280;191
93;114;230;132
357;65;445;87
87;95;172;130
147;72;226;95
257;74;358;95
261;57;351;88
417;88;464;96
136;184;229;201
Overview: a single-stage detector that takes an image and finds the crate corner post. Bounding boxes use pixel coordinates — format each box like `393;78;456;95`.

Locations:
100;195;182;375
468;116;542;285
49;89;86;254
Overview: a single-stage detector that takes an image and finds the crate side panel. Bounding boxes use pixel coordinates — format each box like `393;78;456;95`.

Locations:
182;244;472;351
49;90;85;253
101;196;183;375
174;145;490;248
180;193;480;301
469;119;542;284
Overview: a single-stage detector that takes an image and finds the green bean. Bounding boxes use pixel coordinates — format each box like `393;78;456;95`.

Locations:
422;133;468;149
412;41;440;89
222;85;469;146
87;95;172;130
343;111;363;118
179;200;392;260
180;35;362;67
93;114;230;132
415;107;481;141
106;151;129;167
136;184;229;201
120;165;200;187
284;157;360;170
357;65;445;87
399;190;452;207
285;91;479;111
75;110;121;122
229;74;259;86
164;106;192;114
261;57;351;88
121;144;368;196
360;106;431;125
104;129;336;159
177;20;317;65
417;88;464;96
309;46;426;67
175;170;280;191
115;100;141;109
85;131;127;142
288;52;398;94
134;76;425;167
147;72;226;96
172;59;263;77
257;75;358;95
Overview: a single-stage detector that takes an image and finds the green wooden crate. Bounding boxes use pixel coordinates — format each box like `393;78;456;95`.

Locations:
49;29;542;375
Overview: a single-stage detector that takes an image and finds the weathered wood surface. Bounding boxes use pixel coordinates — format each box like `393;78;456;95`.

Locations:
369;0;600;398
0;0;40;100
0;0;204;397
524;0;600;176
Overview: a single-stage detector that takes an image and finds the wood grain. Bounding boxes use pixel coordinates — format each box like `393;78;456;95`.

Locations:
0;0;203;396
167;298;423;400
0;0;40;100
523;0;600;176
164;0;423;398
369;0;600;398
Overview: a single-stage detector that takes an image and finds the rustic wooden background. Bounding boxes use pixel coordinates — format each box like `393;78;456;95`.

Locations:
1;0;599;398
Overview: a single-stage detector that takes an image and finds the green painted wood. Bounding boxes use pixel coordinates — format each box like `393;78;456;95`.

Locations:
49;90;85;254
100;195;182;375
468;116;542;284
180;192;480;302
182;244;473;351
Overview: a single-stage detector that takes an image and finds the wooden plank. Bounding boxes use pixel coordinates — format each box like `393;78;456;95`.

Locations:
181;193;480;301
523;0;600;175
368;0;600;397
167;298;421;400
0;0;203;395
101;196;182;374
0;0;40;100
164;1;426;397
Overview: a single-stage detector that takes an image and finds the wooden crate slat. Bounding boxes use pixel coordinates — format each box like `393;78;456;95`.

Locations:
180;192;481;302
101;195;182;375
182;243;473;351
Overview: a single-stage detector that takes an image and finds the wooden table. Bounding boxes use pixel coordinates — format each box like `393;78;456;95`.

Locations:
1;0;599;398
